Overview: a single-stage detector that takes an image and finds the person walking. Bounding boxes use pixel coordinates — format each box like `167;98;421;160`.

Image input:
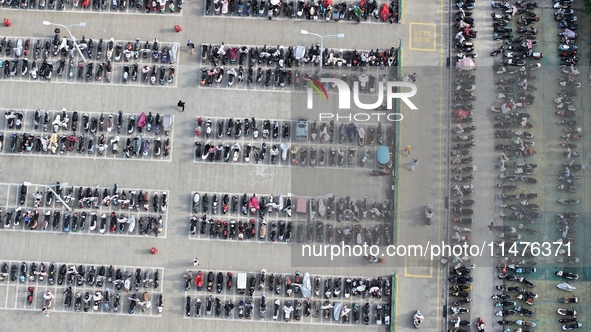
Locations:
193;258;199;266
411;159;418;171
488;222;494;235
187;40;195;54
476;317;486;332
42;307;49;318
178;100;185;112
405;145;412;156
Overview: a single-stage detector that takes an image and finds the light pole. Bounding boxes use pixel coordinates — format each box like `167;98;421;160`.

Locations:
42;21;87;62
300;30;345;72
23;181;72;212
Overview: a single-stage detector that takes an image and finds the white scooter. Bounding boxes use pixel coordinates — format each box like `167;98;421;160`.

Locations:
283;300;294;322
99;214;107;234
52;114;62;132
92;291;103;311
227;68;236;86
272;299;280;320
43;290;54;308
124;277;131;292
280;143;289;162
127;215;136;233
231;143;241;162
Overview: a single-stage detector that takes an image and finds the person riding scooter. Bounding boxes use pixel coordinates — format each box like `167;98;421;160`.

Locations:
364;255;385;264
414;310;424;328
425;204;434;225
476;317;486;331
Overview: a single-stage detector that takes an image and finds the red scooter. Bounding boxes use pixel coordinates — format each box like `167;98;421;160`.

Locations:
379;4;390;22
195;117;203;136
195;271;204;291
27;287;34;305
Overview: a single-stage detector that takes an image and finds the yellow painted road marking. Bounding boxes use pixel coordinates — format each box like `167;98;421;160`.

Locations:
409;22;437;51
404;272;433;279
404;255;433;277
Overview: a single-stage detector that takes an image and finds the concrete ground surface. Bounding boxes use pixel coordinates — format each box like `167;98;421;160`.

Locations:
7;0;589;331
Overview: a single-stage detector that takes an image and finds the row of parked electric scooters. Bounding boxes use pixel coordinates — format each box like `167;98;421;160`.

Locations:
183;269;391;324
489;2;541;330
549;5;583;330
5;183;168;235
1;110;173;158
1;261;161;290
183;270;391;299
0;36;178;64
447;1;482;329
195;116;295;141
200;42;398;71
18;182;167;212
191;192;393;222
206;0;399;23
488;2;583;330
0;35;177;84
4;108;172;136
492;0;542;234
200;65;396;93
195;117;395;146
0;260;163;314
190;214;393;245
4;109;172;136
2;131;171;158
1;59;177;86
190;192;393;245
1;0;182;13
2;206;166;236
494;265;582;330
184;294;389;324
194;141;385;168
551;6;582;240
